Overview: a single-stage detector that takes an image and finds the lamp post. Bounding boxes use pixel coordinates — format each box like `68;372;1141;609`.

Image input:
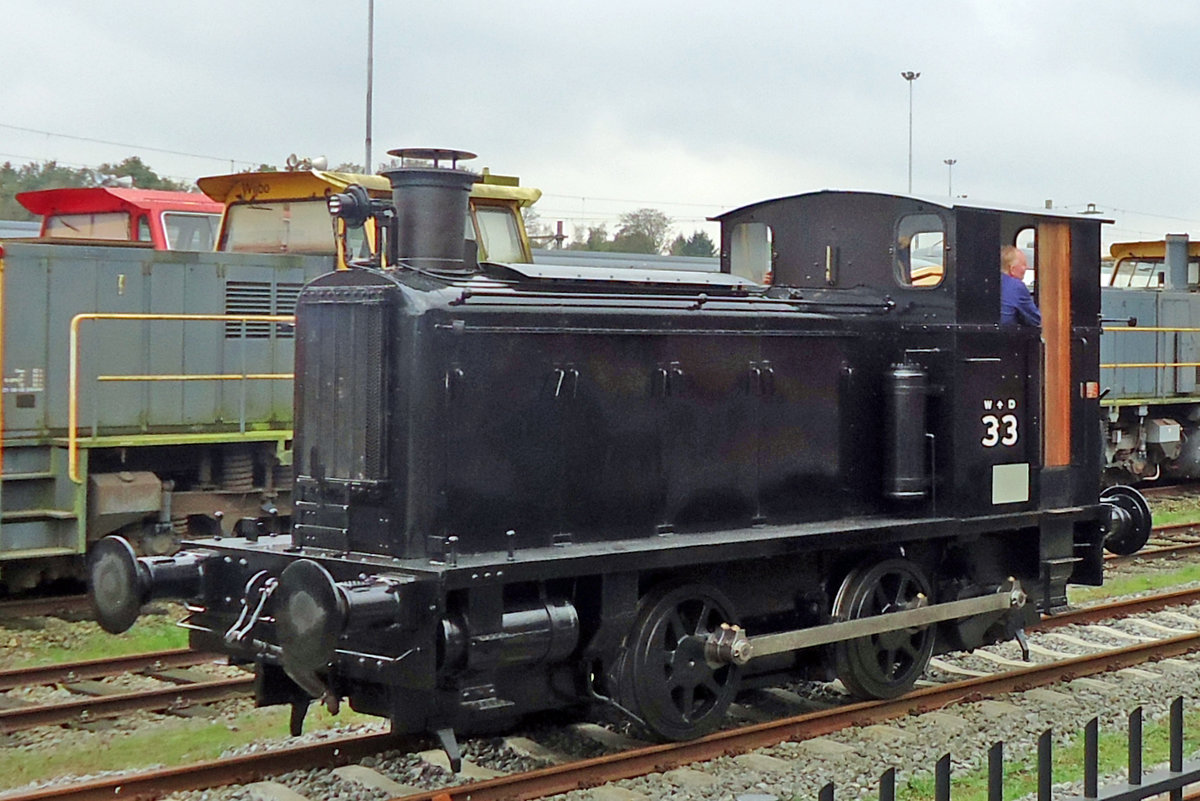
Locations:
365;0;375;172
901;71;920;194
944;158;957;197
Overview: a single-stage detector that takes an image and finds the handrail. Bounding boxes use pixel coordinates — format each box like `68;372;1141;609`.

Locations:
1103;362;1200;369
1100;325;1200;370
68;313;294;484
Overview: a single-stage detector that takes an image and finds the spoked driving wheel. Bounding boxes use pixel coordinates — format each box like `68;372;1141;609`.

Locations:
832;558;935;699
616;583;741;740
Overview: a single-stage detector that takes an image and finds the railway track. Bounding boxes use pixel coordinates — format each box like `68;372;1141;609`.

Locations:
0;648;219;692
10;586;1200;801
1137;483;1200;500
0;648;245;734
1107;520;1200;562
0;593;90;619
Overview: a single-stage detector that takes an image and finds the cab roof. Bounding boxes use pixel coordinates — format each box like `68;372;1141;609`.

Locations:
1109;240;1200;259
713;190;1114;224
16;187;221;217
197;169;542;207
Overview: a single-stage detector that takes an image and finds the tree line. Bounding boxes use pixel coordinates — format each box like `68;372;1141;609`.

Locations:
0;157;195;220
526;206;716;257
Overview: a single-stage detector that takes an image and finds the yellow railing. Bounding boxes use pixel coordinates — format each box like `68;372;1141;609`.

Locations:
68;313;295;483
1101;325;1200;370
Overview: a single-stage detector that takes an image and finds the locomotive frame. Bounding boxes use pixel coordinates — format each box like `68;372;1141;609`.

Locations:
91;152;1149;766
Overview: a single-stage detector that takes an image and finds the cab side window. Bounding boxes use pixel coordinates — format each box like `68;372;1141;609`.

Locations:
895;214;944;288
730;222;773;284
1015;227;1036;292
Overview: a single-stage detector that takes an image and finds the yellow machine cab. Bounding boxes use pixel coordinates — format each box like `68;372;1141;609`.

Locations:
1106;239;1200;288
198;167;541;268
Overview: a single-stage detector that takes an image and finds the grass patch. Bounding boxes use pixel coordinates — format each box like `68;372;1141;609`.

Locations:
885;705;1199;801
45;615;188;663
0;610;189;671
1147;509;1200;528
0;702;379;791
1069;562;1200;605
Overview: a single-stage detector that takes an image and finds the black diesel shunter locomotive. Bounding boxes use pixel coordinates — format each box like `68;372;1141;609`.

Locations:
91;150;1151;766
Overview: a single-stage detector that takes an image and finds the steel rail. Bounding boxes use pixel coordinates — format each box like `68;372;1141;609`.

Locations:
1108;541;1200;563
0;648;221;692
0;675;253;733
1038;585;1200;629
2;732;405;801
0;593;90;618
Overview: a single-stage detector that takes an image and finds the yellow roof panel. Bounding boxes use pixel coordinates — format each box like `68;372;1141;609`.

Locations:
199;170;540;207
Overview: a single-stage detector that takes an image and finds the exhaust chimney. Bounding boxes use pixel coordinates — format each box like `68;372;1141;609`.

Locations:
384;147;478;272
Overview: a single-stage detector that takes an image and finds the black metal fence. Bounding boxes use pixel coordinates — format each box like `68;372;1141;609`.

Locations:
812;697;1197;801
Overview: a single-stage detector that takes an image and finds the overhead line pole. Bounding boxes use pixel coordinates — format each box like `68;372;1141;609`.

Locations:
366;0;375;173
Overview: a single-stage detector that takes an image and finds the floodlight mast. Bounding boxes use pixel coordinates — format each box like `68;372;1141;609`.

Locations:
901;71;921;194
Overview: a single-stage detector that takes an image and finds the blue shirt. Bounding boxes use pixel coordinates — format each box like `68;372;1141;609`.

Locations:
1001;273;1041;326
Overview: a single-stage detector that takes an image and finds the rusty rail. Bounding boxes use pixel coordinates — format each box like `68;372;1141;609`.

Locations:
0;648;220;692
0;675;253;733
0;593;90;619
3;732;404;801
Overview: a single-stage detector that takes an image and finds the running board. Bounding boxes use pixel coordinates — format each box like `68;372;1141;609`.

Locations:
705;579;1026;666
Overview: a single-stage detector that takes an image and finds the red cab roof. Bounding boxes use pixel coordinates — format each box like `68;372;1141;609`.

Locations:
16;187;222;217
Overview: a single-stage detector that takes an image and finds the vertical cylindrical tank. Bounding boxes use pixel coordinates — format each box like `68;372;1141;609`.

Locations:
883;361;929;500
383;147;479;272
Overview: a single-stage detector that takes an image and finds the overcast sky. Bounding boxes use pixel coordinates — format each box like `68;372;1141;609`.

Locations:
4;1;1200;247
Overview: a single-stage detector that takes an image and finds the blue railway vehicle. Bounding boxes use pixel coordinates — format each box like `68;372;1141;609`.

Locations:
0;238;328;591
0;221;40;239
1100;236;1200;485
91;151;1150;764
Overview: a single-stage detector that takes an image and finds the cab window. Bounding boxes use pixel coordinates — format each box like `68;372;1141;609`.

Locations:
1108;258;1200;289
221;200;338;254
730;222;773;284
895;214;944;288
136;216;153;243
1015;227;1036;290
163;212;219;251
474;204;525;263
44;212;130;240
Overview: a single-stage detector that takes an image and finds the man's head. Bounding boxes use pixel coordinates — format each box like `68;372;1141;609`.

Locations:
1001;245;1028;281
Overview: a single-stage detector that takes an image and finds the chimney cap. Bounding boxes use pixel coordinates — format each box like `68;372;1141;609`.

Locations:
386;148;477;169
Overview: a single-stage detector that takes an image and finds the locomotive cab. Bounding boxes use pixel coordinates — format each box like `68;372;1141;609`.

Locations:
90;167;1150;760
723;198;1090;503
718;192;1149;586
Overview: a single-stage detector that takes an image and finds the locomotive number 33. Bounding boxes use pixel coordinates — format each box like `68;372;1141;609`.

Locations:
981;398;1019;447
